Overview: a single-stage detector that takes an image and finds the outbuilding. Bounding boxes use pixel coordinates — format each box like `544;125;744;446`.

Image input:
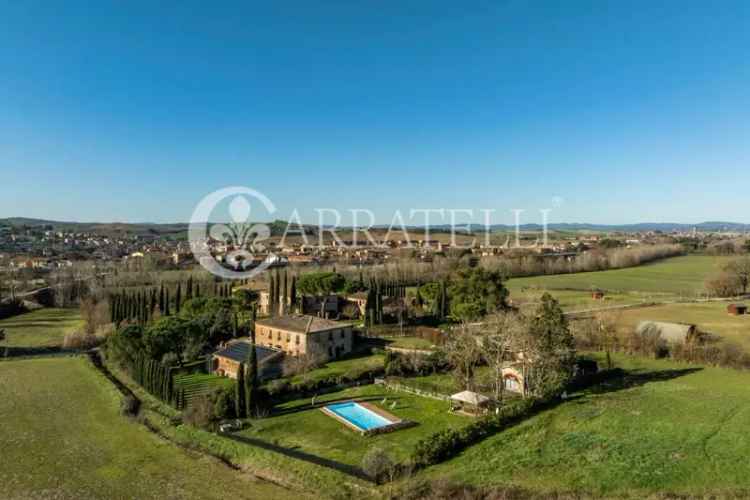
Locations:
636;321;700;344
727;304;748;316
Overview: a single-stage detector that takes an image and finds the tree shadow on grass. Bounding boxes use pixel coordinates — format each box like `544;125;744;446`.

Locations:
223;433;372;482
572;367;703;397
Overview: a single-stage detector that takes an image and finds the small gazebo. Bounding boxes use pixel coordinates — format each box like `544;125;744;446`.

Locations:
450;390;490;416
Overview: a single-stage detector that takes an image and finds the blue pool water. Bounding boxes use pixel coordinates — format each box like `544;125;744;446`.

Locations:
325;402;392;431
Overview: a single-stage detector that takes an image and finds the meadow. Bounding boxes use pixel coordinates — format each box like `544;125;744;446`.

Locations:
0;356;295;499
427;352;750;497
506;255;729;302
0;308;82;348
613;301;750;351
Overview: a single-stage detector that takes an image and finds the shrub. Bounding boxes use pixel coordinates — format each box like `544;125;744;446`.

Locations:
63;331;100;350
183;394;215;430
183;387;235;430
120;395;140;417
361;446;395;483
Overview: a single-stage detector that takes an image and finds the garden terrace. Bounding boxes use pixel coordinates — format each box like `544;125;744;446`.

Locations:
173;373;233;408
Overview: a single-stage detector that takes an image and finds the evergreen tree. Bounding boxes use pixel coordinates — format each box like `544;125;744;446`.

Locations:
245;318;259;417
165;289;171;316
282;271;288;314
235;362;246;418
195;282;201;297
186;276;193;300
159;283;165;314
175;283;182;314
289;276;297;313
269;274;276;316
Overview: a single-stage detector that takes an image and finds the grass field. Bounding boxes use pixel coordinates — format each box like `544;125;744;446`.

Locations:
0;357;294;499
507;255;730;303
239;384;469;467
0;308;82;348
427;352;750;497
613;301;750;351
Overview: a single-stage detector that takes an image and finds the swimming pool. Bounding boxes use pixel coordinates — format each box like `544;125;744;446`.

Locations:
323;401;397;433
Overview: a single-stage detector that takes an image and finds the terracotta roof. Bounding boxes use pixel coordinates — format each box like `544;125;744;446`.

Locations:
255;315;350;334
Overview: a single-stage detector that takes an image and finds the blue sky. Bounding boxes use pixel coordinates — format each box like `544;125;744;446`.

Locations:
1;1;749;225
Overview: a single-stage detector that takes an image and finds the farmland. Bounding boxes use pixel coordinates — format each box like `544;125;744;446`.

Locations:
427;352;750;497
506;255;729;303
613;301;750;351
0;308;82;348
0;357;295;499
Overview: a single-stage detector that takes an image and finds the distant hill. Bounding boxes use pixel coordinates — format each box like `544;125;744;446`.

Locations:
1;217;747;236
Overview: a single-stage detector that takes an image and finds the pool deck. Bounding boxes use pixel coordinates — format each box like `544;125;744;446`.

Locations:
320;400;405;436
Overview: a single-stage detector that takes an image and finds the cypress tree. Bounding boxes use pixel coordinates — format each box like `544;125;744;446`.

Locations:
245;346;258;417
289;276;297;313
245;321;258;417
274;271;281;316
186;276;193;300
111;294;117;323
175;283;182;313
282;271;288;314
235;362;246;418
165;289;171;316
269;274;276;316
195;282;200;297
159;283;165;314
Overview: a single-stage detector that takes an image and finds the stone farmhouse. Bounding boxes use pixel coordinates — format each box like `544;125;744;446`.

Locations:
255;315;354;361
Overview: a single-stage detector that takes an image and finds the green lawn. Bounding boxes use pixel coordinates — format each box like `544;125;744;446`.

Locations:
510;288;647;313
0;308;82;348
239;384;470;466
507;255;729;299
0;357;294;499
427;352;750;497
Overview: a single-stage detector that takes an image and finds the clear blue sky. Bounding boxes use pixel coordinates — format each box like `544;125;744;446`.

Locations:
1;1;749;225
